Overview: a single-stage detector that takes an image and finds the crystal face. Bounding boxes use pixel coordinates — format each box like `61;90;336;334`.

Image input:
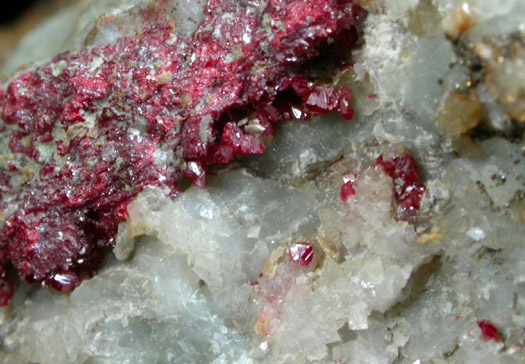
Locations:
289;242;314;266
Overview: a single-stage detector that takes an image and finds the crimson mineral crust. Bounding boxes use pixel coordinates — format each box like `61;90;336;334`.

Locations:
0;0;363;305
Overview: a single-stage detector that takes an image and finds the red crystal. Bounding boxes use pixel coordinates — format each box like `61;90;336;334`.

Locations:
0;0;364;305
302;86;354;121
478;320;500;342
213;122;265;164
289;242;314;266
304;87;340;114
375;153;425;216
340;178;355;202
337;87;354;121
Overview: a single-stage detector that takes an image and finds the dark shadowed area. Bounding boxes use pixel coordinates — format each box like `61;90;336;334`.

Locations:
0;0;80;68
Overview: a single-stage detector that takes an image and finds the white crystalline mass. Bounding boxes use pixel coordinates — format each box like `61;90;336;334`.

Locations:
0;0;524;363
2;239;257;364
251;165;431;361
460;137;525;206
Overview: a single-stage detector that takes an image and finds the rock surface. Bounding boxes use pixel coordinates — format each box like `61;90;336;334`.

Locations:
0;0;524;363
0;0;362;302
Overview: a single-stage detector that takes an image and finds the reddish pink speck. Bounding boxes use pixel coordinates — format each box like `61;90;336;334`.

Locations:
478;320;500;342
289;242;314;266
340;180;355;201
368;94;377;99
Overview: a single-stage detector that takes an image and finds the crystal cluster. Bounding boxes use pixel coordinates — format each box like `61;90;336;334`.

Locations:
0;0;523;364
0;0;363;303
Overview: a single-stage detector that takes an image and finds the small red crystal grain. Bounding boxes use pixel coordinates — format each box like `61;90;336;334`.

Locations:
478;320;500;342
289;242;314;266
375;153;425;217
340;180;355;201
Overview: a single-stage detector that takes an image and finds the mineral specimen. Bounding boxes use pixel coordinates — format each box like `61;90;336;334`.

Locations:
0;0;363;304
0;0;523;363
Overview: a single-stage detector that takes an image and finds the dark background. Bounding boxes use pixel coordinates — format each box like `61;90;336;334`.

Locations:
0;0;70;67
0;0;39;25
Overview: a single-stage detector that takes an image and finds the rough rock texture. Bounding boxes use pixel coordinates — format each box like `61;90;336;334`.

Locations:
0;0;524;363
0;0;362;302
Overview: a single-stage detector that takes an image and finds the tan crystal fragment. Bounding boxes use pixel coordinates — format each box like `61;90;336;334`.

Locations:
441;2;478;40
480;40;525;123
262;246;287;279
418;226;443;244
437;90;482;137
